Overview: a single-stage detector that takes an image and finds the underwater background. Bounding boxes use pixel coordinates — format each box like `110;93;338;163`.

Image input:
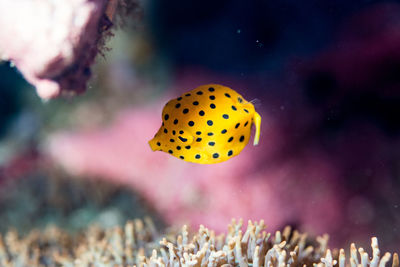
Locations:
0;0;400;260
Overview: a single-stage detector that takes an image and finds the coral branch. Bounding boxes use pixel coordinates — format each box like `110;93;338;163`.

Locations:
0;219;398;267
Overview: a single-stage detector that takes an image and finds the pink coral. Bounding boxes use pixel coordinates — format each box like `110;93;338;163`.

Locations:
0;0;110;99
45;99;341;242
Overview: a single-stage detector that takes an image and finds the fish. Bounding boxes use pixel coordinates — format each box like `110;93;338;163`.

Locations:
148;84;261;164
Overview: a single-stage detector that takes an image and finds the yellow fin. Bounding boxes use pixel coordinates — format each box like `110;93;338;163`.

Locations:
253;111;261;146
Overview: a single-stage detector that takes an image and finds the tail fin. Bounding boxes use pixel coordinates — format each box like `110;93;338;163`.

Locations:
253;112;261;145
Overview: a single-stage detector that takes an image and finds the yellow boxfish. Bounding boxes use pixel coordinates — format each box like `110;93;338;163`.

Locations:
149;84;261;164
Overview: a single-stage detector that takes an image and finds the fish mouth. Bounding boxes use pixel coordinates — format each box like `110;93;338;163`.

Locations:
148;137;159;151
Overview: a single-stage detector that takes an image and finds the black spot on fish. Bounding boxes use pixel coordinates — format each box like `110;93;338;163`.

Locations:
244;121;249;127
195;154;201;159
207;120;213;126
193;101;199;105
176;146;181;150
221;129;227;134
228;150;233;156
225;93;231;98
180;155;184;159
175;103;181;108
244;109;249;113
213;153;219;158
196;138;202;142
157;142;161;146
196;91;203;95
170;139;175;143
208;87;215;92
164;114;169;120
235;123;240;129
232;105;237;111
168;150;173;154
239;135;245;142
174;119;178;124
179;130;184;134
208;142;215;146
228;137;233;142
177;97;182;101
210;103;216;109
183;108;189;114
185;145;191;149
188;121;194;126
179;136;187;142
199;110;205;116
164;128;168;133
207;132;214;136
209;95;215;100
222;114;229;119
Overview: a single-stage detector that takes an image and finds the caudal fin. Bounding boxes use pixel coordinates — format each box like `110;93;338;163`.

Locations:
253;112;261;146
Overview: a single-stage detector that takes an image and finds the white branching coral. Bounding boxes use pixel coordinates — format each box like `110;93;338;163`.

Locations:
0;218;398;267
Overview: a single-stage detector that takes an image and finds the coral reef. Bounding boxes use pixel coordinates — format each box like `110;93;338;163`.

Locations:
0;219;398;267
0;0;142;99
0;168;163;234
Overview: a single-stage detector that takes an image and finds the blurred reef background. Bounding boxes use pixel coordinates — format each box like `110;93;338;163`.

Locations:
0;0;400;257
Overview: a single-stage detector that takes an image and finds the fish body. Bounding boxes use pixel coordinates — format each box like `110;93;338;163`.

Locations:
149;84;261;164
